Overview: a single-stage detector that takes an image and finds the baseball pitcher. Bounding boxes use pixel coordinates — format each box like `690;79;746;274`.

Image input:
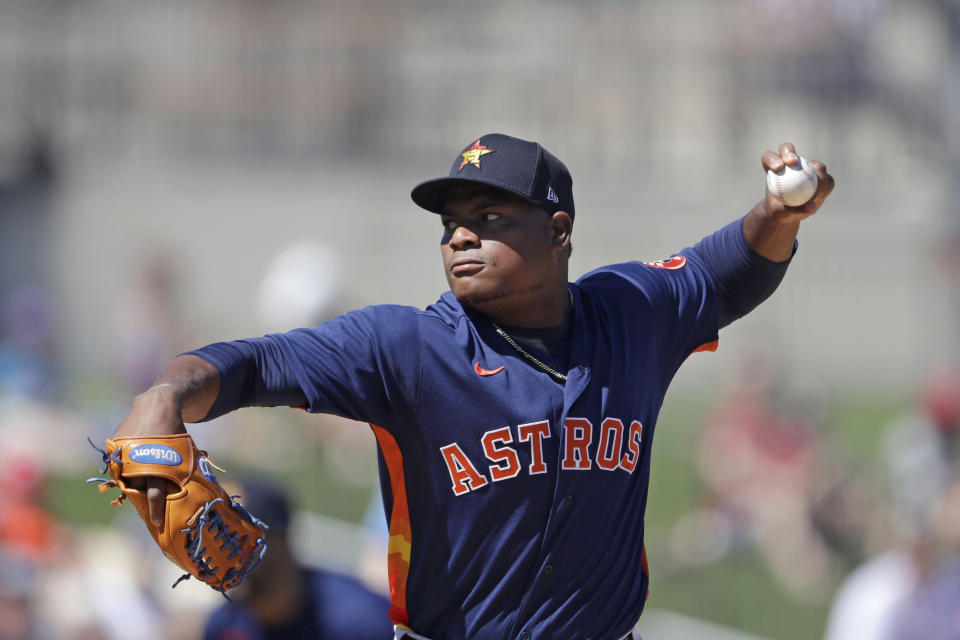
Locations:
104;134;834;639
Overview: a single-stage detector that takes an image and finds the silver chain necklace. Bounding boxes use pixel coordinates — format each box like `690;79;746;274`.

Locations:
490;291;573;383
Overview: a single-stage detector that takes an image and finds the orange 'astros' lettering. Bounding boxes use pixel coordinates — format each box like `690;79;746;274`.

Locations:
439;417;646;496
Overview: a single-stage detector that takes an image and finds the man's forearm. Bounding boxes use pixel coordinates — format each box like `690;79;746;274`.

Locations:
112;354;219;439
148;354;221;423
742;200;800;263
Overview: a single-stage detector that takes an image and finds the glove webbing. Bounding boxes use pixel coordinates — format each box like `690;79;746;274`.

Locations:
175;497;268;598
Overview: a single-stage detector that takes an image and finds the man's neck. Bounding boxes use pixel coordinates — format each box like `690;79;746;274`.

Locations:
467;285;571;328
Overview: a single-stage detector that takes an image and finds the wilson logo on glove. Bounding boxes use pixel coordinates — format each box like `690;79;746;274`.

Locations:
86;434;268;599
129;444;182;466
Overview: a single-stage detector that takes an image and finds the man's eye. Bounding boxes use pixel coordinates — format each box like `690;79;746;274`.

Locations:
482;213;501;222
442;220;458;232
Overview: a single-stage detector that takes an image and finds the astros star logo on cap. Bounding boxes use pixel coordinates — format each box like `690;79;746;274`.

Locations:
458;140;494;172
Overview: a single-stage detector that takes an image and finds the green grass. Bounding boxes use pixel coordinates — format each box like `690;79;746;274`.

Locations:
46;472;121;526
647;552;832;640
826;391;908;466
644;394;710;524
271;457;379;524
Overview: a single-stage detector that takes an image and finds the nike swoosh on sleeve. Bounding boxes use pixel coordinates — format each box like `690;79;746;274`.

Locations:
475;363;505;376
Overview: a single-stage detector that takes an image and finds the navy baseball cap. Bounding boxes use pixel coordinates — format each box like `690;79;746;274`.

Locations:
411;133;575;220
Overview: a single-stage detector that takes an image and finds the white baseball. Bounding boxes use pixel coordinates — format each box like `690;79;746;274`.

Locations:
766;156;818;207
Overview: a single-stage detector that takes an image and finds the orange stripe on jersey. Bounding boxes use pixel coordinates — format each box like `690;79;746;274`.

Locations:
691;339;718;354
370;424;412;627
642;544;650;602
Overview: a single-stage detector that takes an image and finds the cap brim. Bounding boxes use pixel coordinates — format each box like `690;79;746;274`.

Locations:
411;176;538;214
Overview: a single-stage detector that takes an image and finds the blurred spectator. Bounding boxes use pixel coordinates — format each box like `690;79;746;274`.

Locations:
0;130;58;311
822;547;919;640
0;456;56;564
825;371;960;640
884;478;960;640
0;457;117;640
115;253;190;394
887;559;960;640
806;458;873;571
0;555;39;640
883;368;960;540
824;477;960;640
204;480;392;640
0;455;55;640
256;241;344;334
687;352;859;599
34;526;163;640
0;284;58;401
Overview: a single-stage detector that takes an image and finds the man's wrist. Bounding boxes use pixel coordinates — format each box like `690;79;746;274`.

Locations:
743;200;801;263
754;198;801;227
133;383;183;420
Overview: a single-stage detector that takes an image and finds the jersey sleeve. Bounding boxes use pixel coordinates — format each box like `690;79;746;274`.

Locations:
188;304;422;427
695;216;794;328
578;215;793;386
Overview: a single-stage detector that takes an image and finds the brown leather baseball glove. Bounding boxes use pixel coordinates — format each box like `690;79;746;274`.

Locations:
88;433;268;598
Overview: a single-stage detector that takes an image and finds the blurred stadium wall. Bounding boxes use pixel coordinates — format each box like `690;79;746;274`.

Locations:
0;0;956;393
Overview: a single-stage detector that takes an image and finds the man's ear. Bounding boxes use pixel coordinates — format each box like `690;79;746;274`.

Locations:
550;211;572;252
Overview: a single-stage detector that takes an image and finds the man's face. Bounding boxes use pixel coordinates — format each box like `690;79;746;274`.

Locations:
440;185;557;309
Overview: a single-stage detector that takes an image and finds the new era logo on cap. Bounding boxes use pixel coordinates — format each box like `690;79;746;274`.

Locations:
411;133;575;220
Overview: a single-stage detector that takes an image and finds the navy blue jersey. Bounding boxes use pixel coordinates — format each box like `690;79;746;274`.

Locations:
192;216;791;640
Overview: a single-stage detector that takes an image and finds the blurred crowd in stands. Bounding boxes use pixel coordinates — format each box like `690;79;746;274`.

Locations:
668;352;960;640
